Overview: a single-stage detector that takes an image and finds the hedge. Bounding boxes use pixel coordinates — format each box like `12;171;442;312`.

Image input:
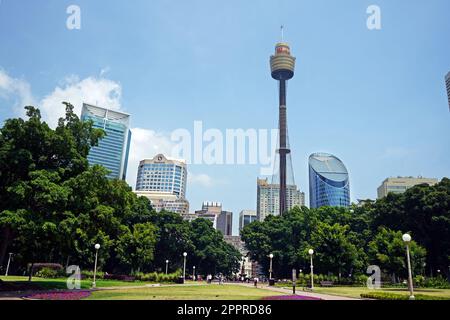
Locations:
361;292;450;300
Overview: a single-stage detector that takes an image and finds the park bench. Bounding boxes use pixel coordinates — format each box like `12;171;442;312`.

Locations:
319;281;334;287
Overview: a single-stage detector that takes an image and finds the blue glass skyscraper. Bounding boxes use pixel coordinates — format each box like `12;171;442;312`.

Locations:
309;153;350;208
81;103;131;180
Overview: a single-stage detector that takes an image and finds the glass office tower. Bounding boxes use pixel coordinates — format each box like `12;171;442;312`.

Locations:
81;103;131;180
309;153;350;208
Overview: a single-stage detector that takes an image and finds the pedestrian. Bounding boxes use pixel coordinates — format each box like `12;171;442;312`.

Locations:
254;277;259;288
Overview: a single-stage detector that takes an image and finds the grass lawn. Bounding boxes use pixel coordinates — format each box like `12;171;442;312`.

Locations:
86;284;284;300
0;275;155;290
298;286;450;299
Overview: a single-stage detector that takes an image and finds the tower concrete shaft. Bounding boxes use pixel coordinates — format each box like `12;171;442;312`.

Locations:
279;80;289;216
270;42;296;216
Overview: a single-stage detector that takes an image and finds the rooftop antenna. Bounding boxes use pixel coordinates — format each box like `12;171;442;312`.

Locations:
280;25;284;41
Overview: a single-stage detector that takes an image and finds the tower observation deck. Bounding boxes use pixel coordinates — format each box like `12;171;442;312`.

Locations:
270;37;296;216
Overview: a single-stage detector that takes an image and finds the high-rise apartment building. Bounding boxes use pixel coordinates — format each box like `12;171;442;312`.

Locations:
256;178;304;222
377;176;438;199
81;103;131;180
239;210;257;232
135;154;189;214
309;153;350;208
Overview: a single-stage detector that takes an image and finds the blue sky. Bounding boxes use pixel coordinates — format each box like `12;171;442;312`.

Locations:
1;0;449;235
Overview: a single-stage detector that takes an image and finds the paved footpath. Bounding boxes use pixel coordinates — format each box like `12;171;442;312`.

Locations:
233;283;359;300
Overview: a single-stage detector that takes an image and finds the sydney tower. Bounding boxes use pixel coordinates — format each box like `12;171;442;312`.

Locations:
270;32;296;216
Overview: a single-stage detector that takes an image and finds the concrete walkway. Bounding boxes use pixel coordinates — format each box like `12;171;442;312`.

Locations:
233;283;359;300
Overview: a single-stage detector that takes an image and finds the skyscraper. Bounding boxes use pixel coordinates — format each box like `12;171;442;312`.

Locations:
445;72;450;110
134;154;189;214
136;154;187;198
81;103;131;180
239;210;257;232
270;30;296;216
217;211;233;236
377;176;438;199
309;153;350;208
256;178;304;222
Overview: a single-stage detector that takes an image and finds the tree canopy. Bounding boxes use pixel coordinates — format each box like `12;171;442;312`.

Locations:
0;105;241;276
242;180;449;280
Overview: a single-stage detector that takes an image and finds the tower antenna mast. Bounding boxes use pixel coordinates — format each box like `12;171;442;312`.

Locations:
281;25;284;41
270;29;296;216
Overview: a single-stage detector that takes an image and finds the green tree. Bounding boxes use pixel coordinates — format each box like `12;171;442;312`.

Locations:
0;104;103;266
189;218;241;276
150;210;194;272
241;206;367;278
370;179;450;274
115;223;157;273
368;228;426;282
308;222;366;279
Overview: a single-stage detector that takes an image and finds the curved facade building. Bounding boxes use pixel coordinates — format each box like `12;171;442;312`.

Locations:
309;153;350;208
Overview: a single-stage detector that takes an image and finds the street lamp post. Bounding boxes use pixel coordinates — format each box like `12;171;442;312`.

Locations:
269;254;274;281
5;253;13;276
5;253;13;277
92;244;101;288
165;260;169;275
183;252;187;281
308;249;314;290
193;266;196;281
402;234;415;300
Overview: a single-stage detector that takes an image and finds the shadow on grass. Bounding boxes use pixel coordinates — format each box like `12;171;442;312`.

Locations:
0;279;89;292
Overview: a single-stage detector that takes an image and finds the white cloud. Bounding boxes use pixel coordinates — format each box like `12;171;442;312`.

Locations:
125;128;225;190
188;172;229;188
0;69;34;116
40;76;122;128
188;173;214;188
99;67;111;77
0;69;219;191
126;128;176;188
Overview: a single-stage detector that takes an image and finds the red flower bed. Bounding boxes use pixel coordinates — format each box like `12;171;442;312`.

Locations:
23;290;91;300
262;295;322;300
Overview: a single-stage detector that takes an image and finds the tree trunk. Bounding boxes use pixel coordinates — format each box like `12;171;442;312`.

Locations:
0;227;12;267
28;263;34;282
